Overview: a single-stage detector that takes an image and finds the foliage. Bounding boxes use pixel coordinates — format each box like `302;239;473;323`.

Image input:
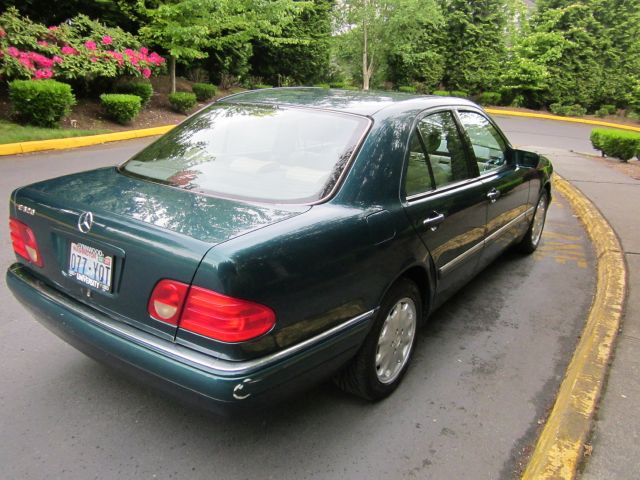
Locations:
138;0;303;91
549;103;587;117
477;91;501;105
0;8;164;83
0;119;109;144
398;86;417;93
332;0;442;90
99;93;141;124
254;84;273;89
251;0;333;85
595;104;616;118
191;82;217;101
449;90;468;98
432;90;449;96
313;83;330;89
441;0;508;93
168;92;197;114
115;81;153;106
590;128;640;162
9;79;76;127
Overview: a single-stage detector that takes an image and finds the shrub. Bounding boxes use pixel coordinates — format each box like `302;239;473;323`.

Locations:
313;83;330;89
550;103;587;117
341;85;359;91
254;84;273;89
9;79;76;127
398;85;417;93
168;92;197;114
432;90;449;96
450;90;468;98
603;104;617;115
590;128;640;162
477;91;501;106
100;93;141;124
191;83;216;101
329;81;346;88
627;111;640;122
115;81;153;106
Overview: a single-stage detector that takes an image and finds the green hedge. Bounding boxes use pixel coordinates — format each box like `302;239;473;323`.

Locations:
550;103;587;117
590;128;640;162
115;82;153;106
450;90;469;98
168;92;197;114
192;83;217;101
477;91;501;106
9;80;76;128
398;85;417;93
100;94;142;124
432;90;449;96
255;84;273;89
313;83;330;89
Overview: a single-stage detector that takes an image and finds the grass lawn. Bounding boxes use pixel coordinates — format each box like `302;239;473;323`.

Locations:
0;120;111;145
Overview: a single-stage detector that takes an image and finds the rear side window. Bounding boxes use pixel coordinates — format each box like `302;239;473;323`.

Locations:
404;111;472;196
122;104;369;203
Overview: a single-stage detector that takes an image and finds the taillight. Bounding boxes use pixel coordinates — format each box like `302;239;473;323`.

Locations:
9;218;43;267
180;287;276;343
147;281;275;342
148;279;189;325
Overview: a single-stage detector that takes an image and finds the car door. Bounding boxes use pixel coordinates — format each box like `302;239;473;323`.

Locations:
402;109;487;303
455;110;532;268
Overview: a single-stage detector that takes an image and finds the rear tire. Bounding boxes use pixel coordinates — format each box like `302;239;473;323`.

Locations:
519;190;549;254
335;278;421;401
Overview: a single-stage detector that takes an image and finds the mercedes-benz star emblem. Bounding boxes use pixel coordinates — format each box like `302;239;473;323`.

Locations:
77;211;94;233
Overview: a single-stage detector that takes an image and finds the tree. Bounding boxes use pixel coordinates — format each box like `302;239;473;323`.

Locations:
138;0;302;93
250;0;333;85
333;0;441;90
440;0;508;93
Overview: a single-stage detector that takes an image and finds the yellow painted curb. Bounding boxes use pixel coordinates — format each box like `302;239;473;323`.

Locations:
0;125;175;157
485;108;640;133
521;174;627;479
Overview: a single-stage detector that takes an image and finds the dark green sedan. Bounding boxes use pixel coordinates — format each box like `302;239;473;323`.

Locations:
7;88;552;411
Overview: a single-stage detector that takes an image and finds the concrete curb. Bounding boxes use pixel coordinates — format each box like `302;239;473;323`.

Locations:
485;108;640;133
0;125;175;157
521;174;627;479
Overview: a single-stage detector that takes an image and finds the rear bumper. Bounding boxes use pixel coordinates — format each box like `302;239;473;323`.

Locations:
7;263;374;413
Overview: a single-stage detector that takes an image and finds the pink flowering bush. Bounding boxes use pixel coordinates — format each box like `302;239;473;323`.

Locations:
0;8;165;82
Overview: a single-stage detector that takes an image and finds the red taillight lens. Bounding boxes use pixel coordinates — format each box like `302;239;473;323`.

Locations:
180;287;276;343
9;218;43;267
148;279;189;325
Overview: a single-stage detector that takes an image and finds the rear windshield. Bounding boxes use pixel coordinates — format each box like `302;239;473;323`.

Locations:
122;103;369;203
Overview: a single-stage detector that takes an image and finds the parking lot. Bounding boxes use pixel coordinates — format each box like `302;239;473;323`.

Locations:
0;120;598;479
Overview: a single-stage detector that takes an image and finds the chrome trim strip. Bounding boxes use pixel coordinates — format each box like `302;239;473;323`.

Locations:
9;264;375;377
485;207;535;245
439;240;484;276
439;207;535;275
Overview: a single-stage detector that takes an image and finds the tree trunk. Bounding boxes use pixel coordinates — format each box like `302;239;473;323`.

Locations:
169;56;176;94
362;6;369;91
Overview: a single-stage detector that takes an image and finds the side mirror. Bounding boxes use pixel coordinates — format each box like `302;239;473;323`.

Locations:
508;149;540;168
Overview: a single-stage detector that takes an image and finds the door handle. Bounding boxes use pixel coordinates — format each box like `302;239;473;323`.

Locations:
423;212;445;231
487;188;501;203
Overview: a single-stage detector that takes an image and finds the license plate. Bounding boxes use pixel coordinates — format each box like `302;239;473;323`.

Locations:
68;242;113;292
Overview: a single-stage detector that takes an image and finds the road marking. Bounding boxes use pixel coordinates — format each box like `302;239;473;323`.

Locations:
521;174;627;479
535;229;589;268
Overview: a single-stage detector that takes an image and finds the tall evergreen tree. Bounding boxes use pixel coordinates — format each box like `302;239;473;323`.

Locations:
440;0;508;93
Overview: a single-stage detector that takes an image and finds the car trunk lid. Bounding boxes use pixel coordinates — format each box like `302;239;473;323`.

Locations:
11;167;308;341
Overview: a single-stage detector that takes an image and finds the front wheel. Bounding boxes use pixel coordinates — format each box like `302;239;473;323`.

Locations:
335;278;421;401
519;190;549;254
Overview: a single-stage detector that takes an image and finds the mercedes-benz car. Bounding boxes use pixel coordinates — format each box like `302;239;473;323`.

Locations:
7;88;552;412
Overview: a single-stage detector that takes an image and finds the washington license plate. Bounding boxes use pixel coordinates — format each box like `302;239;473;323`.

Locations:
68;242;113;292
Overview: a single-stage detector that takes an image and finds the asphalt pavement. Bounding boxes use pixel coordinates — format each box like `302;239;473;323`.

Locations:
0;116;615;479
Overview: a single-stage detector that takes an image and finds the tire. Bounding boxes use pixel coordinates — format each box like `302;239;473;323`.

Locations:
518;190;549;254
335;278;421;401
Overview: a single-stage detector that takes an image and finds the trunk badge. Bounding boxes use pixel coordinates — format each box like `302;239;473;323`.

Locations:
77;212;94;233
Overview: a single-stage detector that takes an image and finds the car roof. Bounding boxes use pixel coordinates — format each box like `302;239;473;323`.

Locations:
218;87;478;117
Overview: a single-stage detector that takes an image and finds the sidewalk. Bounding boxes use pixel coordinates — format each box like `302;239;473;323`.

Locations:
526;147;640;478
